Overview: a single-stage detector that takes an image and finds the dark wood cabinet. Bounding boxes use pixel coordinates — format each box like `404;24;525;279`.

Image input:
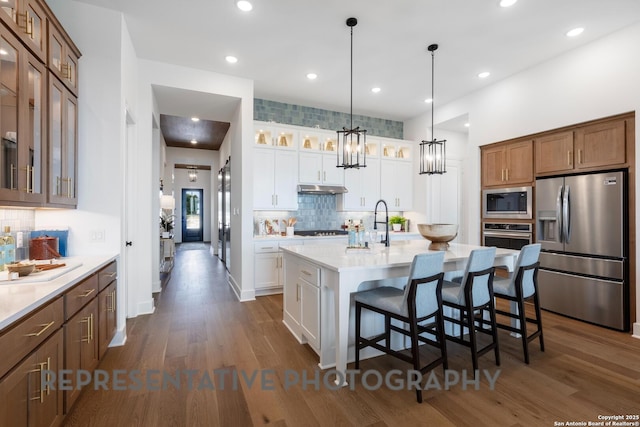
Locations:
98;281;117;359
0;328;64;427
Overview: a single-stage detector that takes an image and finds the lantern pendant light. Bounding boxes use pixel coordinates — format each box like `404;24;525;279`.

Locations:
420;44;447;175
336;17;367;169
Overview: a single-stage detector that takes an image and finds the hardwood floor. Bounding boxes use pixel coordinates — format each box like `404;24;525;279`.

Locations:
63;245;640;426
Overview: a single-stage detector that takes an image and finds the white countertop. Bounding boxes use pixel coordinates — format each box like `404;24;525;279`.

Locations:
280;240;519;273
0;254;118;331
253;231;420;241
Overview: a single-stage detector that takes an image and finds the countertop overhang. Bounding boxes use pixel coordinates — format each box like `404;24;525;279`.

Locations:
0;254;118;331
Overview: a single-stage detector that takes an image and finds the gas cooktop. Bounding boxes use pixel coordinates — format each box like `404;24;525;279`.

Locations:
294;230;348;237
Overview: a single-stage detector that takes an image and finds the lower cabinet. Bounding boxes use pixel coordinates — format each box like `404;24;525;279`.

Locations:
98;281;117;359
0;328;64;427
64;298;99;411
283;257;320;352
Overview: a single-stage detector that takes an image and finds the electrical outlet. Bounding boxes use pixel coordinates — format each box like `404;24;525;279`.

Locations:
91;229;105;242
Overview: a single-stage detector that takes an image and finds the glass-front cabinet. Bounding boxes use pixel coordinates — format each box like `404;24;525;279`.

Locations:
48;18;78;95
49;73;77;206
0;0;47;62
0;24;45;204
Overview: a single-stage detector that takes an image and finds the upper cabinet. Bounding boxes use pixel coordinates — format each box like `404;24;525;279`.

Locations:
298;131;344;186
535;118;627;175
47;16;79;95
48;74;77;206
482;140;533;187
254;122;296;149
0;1;80;208
0;24;46;205
0;0;47;62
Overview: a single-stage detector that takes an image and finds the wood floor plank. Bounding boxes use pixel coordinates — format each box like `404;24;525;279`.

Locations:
61;242;640;427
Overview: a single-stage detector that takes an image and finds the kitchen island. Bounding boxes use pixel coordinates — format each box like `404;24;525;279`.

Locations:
280;240;518;385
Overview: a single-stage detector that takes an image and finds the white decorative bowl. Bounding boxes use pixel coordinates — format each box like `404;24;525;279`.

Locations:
417;224;458;250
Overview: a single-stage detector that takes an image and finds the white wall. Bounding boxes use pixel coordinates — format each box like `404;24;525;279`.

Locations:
405;23;640;335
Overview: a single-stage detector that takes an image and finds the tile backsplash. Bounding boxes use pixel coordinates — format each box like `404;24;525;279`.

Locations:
254;194;402;235
0;209;35;233
254;98;403;139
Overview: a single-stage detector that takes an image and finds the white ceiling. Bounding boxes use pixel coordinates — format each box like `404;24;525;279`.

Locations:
74;0;640;127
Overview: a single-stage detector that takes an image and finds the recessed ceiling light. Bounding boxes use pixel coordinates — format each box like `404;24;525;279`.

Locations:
225;55;238;64
464;123;470;128
566;27;584;37
306;73;317;80
499;0;517;7
191;117;200;122
190;139;198;144
0;49;7;55
236;1;252;12
478;71;491;79
371;87;381;93
424;98;433;103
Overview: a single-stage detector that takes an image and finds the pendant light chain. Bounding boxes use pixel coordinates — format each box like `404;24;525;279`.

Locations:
419;43;447;175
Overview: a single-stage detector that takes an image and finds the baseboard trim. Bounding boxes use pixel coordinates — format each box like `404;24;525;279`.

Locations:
228;274;256;302
136;299;155;316
109;328;127;347
633;322;640;339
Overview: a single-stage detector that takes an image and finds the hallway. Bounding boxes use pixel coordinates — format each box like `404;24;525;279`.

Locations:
62;244;640;426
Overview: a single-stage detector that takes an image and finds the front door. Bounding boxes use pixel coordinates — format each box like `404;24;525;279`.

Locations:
182;189;203;242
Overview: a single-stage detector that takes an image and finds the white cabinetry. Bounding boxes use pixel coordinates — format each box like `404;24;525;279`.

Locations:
254;242;282;292
380;159;413;210
253;148;298;210
282;256;320;352
339;160;381;211
254;122;297;149
298;152;344;186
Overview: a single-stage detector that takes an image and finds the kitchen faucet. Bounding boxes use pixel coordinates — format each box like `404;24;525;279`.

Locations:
373;199;390;247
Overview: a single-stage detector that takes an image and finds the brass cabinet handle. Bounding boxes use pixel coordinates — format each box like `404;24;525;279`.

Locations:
317;171;321;181
25;321;55;337
323;171;326;182
67;177;72;198
301;270;312;276
506;169;509;181
79;288;95;298
10;164;16;190
578;149;582;165
29;360;48;403
501;169;505;181
567;151;572;166
26;11;34;37
296;283;300;301
81;317;90;342
90;313;94;341
56;176;61;195
109;290;116;312
104;272;117;278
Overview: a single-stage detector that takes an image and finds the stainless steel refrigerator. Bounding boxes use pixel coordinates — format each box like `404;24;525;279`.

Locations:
217;157;231;271
536;170;628;331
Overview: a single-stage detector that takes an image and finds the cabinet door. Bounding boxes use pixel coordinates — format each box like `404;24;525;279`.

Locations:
282;257;301;331
30;329;63;427
21;0;47;62
300;279;320;351
47;23;78;96
341;168;364;210
481;145;506;187
505;140;533;184
64;298;98;412
381;160;412;210
273;150;298;210
321;154;343;185
298;152;322;184
535;131;574;174
20;52;46;204
254;252;280;290
0;329;63;427
253;148;275;209
48;75;77;206
361;160;381;211
98;281;117;359
574;120;626;169
0;26;21;201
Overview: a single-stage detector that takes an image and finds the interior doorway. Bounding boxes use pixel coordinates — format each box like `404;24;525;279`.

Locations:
182;188;204;242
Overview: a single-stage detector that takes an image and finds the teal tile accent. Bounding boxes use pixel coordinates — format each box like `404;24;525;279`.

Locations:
254;99;403;139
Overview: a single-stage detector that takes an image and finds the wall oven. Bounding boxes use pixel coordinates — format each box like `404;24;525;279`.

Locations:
482;186;532;219
483;223;533;250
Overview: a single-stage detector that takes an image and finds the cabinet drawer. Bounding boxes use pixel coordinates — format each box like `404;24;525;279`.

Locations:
97;261;117;291
0;297;63;379
298;261;320;287
254;242;280;253
65;274;98;320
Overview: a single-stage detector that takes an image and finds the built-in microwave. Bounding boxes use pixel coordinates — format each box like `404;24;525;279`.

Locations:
482;186;532;219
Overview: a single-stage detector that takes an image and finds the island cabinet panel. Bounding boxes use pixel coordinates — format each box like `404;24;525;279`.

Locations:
282;256;320;351
535;131;575;174
482;140;533;187
0;328;64;427
574;119;626;170
98;280;116;359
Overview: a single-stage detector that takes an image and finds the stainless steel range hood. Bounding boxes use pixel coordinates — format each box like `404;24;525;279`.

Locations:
297;184;348;195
